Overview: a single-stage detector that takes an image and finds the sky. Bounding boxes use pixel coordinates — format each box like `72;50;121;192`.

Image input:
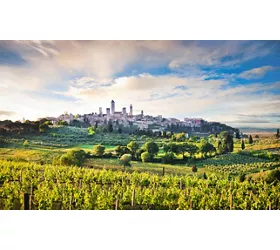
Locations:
0;40;279;129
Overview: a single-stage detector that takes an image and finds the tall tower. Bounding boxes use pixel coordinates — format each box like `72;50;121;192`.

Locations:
122;107;126;117
129;104;133;116
106;108;110;118
99;107;102;116
111;100;115;114
141;110;144;117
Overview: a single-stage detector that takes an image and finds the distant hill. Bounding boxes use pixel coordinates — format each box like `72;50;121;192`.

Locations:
239;127;278;133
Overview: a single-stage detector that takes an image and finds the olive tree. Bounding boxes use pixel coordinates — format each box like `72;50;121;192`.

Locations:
119;154;132;171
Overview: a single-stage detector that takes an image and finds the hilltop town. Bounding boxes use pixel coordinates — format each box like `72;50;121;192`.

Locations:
42;100;239;137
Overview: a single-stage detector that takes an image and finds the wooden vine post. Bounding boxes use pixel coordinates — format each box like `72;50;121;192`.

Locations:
162;167;165;176
131;189;135;209
24;193;29;210
115;199;119;210
230;194;233;210
69;195;72;210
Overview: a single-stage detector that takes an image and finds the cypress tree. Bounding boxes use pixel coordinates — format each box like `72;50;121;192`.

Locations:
249;135;253;144
241;140;245;150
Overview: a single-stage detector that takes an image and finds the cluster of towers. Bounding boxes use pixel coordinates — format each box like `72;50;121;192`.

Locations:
99;100;133;118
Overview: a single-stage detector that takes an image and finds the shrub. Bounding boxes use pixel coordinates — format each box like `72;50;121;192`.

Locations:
141;152;151;162
23;140;29;148
103;152;113;158
191;165;198;173
92;144;105;157
114;145;131;158
239;173;246;182
203;172;208;180
266;170;280;184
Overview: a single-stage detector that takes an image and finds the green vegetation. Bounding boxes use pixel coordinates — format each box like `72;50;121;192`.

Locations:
241;140;245;150
92;144;105;157
0;125;279;210
53;149;87;167
249;135;253;144
217;131;234;154
23;140;29;148
0;160;279;210
119;154;132;170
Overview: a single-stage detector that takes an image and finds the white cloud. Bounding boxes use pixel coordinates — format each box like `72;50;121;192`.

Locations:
238;65;277;79
51;74;280;128
0;41;278;128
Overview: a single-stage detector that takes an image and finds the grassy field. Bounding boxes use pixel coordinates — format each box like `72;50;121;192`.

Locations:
83;157;211;176
1;126;279;179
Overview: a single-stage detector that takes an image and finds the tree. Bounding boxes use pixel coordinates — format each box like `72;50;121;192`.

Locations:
199;141;216;158
23;140;29;148
171;132;186;142
114;145;130;158
108;122;113;133
162;152;175;164
39;123;49;132
277;129;279;137
57;120;68;126
59;149;86;166
248;135;253;144
217;131;234;154
141;152;151;162
127;141;139;160
241;140;245;150
136;148;145;160
88;126;95;136
143;141;159;159
119;154;132;171
254;134;259;138
93;144;105;157
118;127;122;134
235;131;240;139
191;165;197;173
179;143;199;160
166;132;172;138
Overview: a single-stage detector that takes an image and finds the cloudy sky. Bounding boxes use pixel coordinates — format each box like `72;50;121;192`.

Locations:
0;40;279;128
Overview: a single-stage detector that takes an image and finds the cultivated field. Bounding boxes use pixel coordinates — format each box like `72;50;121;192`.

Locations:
0;125;279;210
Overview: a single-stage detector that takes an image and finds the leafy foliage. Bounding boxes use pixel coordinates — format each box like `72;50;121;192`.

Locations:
142;141;159;158
1;160;279;210
119;154;132;170
92;144;105;157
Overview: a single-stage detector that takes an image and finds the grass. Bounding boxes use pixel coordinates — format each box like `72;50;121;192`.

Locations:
1;127;279;177
76;144;116;151
84;158;210;176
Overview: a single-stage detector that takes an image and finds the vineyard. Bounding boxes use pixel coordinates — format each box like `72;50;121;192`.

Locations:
197;153;271;166
0;160;279;210
205;162;280;175
2;126;158;148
